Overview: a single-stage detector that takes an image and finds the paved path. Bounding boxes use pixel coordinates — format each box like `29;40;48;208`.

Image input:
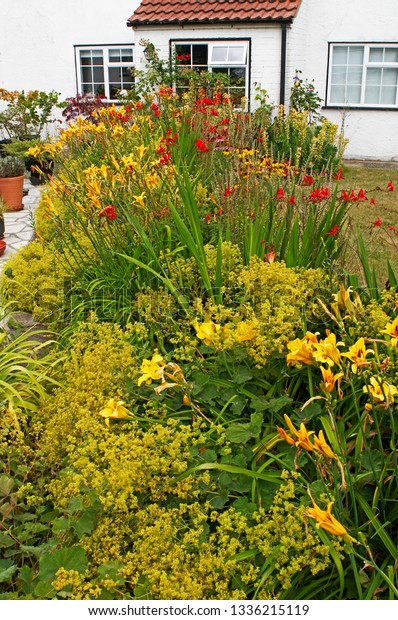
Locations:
0;180;41;264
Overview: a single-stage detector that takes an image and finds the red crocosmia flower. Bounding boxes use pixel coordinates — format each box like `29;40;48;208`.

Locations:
357;188;367;200
277;187;285;200
341;190;350;202
288;195;295;204
325;225;340;237
196;139;210;153
224;187;233;197
349;190;358;202
373;217;382;227
370;198;376;206
302;174;313;186
335;168;344;180
387;180;395;191
205;213;211;223
264;251;276;264
99;205;117;220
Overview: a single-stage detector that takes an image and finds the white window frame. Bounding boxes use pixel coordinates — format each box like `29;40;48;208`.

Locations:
327;43;398;108
75;44;135;102
172;40;249;101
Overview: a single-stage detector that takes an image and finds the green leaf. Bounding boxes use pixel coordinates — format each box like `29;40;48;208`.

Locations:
0;475;15;497
0;564;17;583
225;412;263;444
73;508;97;539
39;545;88;582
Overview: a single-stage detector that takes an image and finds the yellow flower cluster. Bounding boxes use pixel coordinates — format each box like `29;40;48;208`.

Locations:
277;414;336;459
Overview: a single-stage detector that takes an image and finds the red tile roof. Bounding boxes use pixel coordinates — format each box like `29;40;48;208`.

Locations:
128;0;301;26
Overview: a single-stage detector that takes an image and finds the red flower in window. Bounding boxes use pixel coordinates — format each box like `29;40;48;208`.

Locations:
99;205;117;220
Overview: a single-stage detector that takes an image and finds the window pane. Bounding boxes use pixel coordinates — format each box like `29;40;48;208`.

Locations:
347;66;363;84
383;67;398;85
381;85;397;104
348;46;364;64
121;67;134;84
93;66;104;82
109;49;121;62
346;84;361;102
211;46;228;62
329;84;345;103
121;49;133;62
94;83;105;96
92;51;103;66
369;47;384;62
109;84;121;99
332;46;348;64
108;67;121;82
230;67;245;85
331;66;346;83
192;44;208;65
385;47;398;62
175;44;190;56
367;67;382;86
212;67;228;74
80;50;92;65
365;85;380;104
228;46;246;63
81;66;92;82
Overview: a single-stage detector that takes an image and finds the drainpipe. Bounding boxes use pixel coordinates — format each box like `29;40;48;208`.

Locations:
279;23;288;106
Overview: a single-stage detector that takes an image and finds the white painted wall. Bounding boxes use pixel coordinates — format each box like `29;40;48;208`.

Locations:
288;0;398;160
0;0;138;98
132;23;283;108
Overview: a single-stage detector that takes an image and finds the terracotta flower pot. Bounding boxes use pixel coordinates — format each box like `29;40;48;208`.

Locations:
0;240;6;257
0;175;24;211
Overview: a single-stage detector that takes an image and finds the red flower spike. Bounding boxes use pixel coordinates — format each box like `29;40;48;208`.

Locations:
325;225;340;237
277;187;285;200
373;217;382;227
370;198;376;206
387;180;395;192
302;174;314;186
357;188;367;201
335;168;344;180
341;190;350;202
288;195;295;204
224;188;233;197
99;205;117;220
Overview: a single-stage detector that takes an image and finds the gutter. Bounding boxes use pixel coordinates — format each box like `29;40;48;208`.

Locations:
279;23;288;106
127;18;294;28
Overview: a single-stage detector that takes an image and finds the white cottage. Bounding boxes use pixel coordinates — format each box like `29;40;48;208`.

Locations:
127;0;398;161
1;0;397;160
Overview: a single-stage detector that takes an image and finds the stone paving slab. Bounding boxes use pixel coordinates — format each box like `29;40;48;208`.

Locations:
0;180;42;264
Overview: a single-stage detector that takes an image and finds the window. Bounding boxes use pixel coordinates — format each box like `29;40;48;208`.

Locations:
173;40;249;103
328;44;398;107
75;45;134;101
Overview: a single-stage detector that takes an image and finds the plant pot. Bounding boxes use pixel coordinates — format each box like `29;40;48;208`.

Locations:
0;240;6;257
0;175;24;211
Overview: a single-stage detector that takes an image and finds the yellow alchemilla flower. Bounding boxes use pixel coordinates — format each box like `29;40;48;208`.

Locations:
137;353;165;386
286;331;319;367
133;193;146;208
313;430;336;459
381;317;398;346
194;321;222;346
99;398;133;426
307;500;355;542
313;331;344;367
341;338;373;373
363;376;398;406
320;366;344;393
235;321;258;342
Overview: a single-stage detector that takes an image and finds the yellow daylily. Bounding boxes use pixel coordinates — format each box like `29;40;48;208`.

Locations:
381;317;398;346
277;414;315;452
313;331;344;367
26;145;41;157
341;338;373;373
331;284;362;320
313;430;337;459
194;321;222;346
137;353;165;386
235;321;258;342
133;192;146;208
363;376;398;407
136;144;149;159
307;500;355;542
286;331;319;367
320;366;344;393
99;398;133;426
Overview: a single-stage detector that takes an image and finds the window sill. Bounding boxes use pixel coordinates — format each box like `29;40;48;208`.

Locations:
323;105;398;111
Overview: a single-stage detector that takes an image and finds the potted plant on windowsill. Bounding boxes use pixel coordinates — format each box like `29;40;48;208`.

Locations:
0;156;25;212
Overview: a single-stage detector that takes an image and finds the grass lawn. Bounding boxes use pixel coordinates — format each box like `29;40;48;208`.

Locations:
340;165;398;286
